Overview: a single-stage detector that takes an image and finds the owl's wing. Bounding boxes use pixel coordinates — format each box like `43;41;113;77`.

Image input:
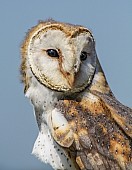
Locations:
54;92;132;170
92;90;132;138
49;108;74;147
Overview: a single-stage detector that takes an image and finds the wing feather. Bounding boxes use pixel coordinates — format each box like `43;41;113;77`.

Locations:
56;92;132;170
92;90;132;138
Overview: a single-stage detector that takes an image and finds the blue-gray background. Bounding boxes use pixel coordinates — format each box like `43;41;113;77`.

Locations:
0;1;131;170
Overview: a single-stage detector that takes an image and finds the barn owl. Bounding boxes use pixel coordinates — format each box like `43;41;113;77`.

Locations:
20;19;132;170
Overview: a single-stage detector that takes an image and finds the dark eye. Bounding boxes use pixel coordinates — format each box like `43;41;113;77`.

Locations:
80;51;87;61
46;49;59;58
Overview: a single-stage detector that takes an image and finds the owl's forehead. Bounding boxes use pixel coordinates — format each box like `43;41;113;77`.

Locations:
29;22;94;46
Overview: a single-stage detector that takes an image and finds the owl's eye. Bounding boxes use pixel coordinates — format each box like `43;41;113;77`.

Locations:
80;51;87;61
46;49;59;58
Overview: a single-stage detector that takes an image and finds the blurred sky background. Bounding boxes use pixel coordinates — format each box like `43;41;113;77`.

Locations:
0;1;132;170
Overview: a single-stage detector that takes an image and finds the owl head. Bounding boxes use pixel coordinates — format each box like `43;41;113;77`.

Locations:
21;19;110;95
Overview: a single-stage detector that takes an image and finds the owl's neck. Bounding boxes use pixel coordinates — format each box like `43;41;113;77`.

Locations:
25;78;59;110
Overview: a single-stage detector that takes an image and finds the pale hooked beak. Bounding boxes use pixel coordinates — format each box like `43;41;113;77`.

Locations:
60;58;80;88
65;72;75;88
65;63;80;88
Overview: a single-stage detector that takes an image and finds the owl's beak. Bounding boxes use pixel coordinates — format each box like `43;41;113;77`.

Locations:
61;61;79;88
65;63;80;88
65;72;75;88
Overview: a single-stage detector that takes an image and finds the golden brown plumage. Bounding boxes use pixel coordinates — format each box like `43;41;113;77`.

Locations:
55;89;132;169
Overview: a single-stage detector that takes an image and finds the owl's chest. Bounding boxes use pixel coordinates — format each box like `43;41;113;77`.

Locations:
32;122;76;170
26;86;77;169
